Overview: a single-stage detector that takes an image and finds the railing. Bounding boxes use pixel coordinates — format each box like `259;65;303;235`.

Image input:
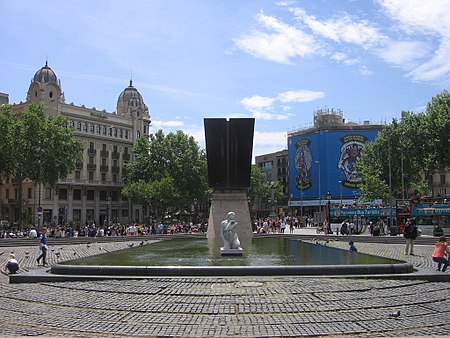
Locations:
100;165;109;172
100;150;109;157
123;153;130;161
112;151;120;159
87;164;97;170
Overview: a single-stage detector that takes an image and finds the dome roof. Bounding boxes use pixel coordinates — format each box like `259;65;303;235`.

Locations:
33;61;58;84
117;80;144;108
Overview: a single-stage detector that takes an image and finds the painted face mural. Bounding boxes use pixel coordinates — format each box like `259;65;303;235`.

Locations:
337;134;367;188
294;139;312;190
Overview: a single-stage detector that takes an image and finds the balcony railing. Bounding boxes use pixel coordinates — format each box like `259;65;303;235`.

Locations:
111;166;120;173
100;165;109;172
112;151;120;159
87;163;97;170
87;149;97;156
75;161;83;169
100;150;109;157
123;153;130;161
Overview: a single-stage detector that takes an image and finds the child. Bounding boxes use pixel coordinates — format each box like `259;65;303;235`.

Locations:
5;254;19;274
432;236;448;272
349;241;358;252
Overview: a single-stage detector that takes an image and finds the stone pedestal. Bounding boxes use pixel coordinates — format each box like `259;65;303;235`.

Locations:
207;190;253;254
220;248;243;256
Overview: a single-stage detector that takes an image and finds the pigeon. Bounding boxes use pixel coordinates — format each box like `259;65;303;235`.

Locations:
127;243;134;248
389;310;400;318
140;241;144;246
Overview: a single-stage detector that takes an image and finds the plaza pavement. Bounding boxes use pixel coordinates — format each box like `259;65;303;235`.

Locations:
0;227;449;337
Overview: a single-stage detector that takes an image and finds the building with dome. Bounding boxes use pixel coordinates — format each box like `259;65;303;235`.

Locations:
0;62;151;228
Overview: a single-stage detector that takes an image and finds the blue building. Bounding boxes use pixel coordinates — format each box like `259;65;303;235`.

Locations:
287;108;384;214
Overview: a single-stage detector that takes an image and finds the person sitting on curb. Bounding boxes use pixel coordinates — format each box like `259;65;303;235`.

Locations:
349;241;358;252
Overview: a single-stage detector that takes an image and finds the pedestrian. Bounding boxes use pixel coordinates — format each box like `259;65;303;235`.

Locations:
349;241;358;252
36;227;49;266
432;236;449;272
404;219;418;255
5;253;19;274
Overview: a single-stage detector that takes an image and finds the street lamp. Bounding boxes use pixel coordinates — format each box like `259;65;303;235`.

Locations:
326;191;332;229
315;160;321;224
268;189;277;218
338;180;343;206
106;197;111;227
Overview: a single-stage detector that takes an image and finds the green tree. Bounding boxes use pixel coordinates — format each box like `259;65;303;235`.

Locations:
123;130;209;219
357;91;450;202
0;104;83;228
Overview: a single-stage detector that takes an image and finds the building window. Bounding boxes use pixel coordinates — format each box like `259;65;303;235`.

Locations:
101;173;106;181
125;130;129;139
96;124;101;134
5;189;9;199
114;128;118;137
73;209;81;222
76;121;82;131
44;188;52;199
111;190;118;201
28;187;32;199
89;124;94;133
143;124;147;134
86;190;95;201
59;188;68;200
102;125;107;135
440;174;446;186
88;171;94;181
86;209;95;222
119;129;123;138
136;131;140;139
89;142;94;150
99;191;107;201
122;209;129;217
75;171;81;180
112;174;117;182
109;127;113;137
82;122;87;132
73;189;82;200
69;120;74;128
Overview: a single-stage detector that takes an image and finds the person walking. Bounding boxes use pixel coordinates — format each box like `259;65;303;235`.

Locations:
432;236;449;272
36;227;49;266
404;219;418;255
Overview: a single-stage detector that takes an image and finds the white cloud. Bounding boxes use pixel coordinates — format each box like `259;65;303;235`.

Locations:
379;0;450;82
278;90;325;103
241;89;324;120
241;95;275;112
152;120;184;128
234;12;318;64
377;40;428;68
254;131;287;146
290;8;385;48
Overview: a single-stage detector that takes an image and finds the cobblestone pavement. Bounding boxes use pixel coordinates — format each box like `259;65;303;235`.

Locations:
0;237;449;337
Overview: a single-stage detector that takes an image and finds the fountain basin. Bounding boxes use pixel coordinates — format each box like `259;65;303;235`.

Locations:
50;237;413;277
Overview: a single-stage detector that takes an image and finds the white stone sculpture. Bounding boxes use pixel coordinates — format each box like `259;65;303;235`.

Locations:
220;211;242;255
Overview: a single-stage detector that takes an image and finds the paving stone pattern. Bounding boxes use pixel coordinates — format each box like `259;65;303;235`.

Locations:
0;238;449;337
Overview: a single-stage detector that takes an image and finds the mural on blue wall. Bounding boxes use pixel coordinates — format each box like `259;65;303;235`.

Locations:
337;134;367;188
294;138;313;190
289;129;380;200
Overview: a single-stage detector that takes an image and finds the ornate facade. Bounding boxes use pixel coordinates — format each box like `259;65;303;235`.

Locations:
1;62;151;228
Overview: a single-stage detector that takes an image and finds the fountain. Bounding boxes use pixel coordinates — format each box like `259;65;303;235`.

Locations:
11;118;414;283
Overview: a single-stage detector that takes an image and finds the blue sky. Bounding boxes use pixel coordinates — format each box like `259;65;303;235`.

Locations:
1;0;450;159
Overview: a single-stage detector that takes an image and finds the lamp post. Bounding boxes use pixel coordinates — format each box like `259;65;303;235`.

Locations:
338;180;343;206
268;187;277;218
326;191;332;231
106;197;111;227
315;160;321;224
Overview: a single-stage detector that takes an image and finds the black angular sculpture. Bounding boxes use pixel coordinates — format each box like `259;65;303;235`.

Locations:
204;118;254;189
204;118;255;254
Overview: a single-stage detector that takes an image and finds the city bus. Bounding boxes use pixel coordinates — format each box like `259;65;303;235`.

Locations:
396;196;450;236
